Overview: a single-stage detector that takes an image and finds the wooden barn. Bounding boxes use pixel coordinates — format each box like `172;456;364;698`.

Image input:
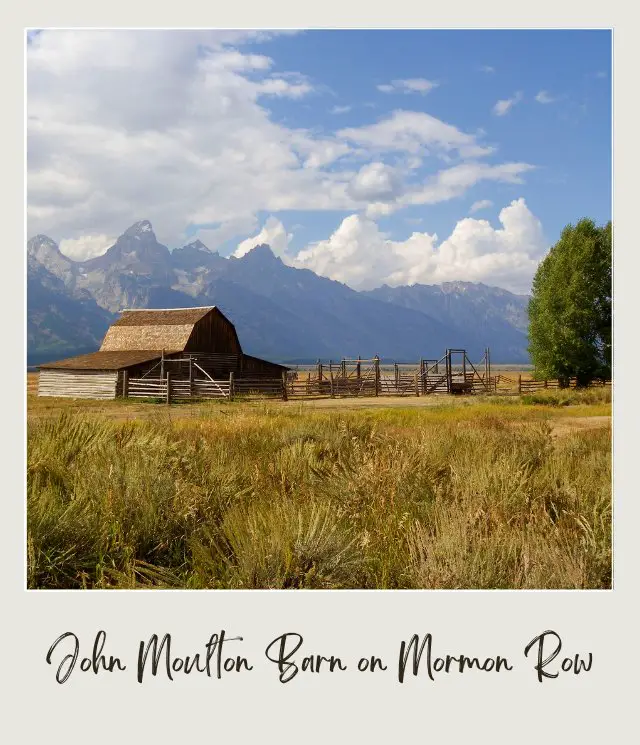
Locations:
38;306;288;399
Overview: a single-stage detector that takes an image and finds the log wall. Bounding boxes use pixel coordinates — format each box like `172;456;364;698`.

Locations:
38;370;118;399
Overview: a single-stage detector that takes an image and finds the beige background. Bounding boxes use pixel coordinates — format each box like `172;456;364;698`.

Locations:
5;3;636;742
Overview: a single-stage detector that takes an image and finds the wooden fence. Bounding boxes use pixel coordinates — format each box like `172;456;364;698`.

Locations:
517;376;612;393
118;364;611;405
126;376;232;402
126;377;168;399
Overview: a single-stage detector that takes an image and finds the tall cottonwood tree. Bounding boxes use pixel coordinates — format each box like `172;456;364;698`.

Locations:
528;219;611;386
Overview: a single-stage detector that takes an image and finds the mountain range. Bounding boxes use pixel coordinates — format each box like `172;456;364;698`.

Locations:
27;220;531;366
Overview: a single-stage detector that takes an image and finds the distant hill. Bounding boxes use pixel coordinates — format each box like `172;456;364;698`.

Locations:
27;220;531;365
363;281;529;364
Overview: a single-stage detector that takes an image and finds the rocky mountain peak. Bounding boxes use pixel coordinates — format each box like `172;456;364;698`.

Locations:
123;219;155;238
182;239;214;254
239;243;280;263
27;234;74;283
28;234;59;252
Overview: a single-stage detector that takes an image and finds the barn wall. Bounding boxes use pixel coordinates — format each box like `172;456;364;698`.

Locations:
38;370;118;399
184;309;242;355
240;354;287;377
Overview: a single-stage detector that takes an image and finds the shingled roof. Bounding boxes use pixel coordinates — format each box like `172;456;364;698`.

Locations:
100;306;217;352
111;307;215;326
39;350;174;371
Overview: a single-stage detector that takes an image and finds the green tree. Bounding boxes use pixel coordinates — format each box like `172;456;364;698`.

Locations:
528;219;611;386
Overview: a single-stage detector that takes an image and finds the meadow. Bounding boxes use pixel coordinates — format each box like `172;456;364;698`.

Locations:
27;373;611;590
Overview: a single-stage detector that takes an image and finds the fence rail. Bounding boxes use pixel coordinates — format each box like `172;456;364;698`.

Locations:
118;360;611;405
127;378;168;399
518;377;612;393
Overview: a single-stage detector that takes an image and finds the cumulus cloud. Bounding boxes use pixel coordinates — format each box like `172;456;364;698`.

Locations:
493;91;523;116
469;199;493;214
58;234;116;260
535;90;556;104
347;162;402;201
330;105;352;114
27;30;536;251
294;198;546;294
377;78;438;95
234;216;291;258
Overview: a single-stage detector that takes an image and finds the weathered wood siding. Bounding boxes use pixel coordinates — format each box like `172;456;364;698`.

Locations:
38;370;118;399
241;354;287;377
184;309;242;355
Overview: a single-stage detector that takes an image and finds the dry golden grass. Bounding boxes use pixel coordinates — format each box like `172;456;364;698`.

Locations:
27;376;611;590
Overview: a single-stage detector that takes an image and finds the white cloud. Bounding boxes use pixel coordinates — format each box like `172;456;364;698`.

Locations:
330;105;352;114
194;216;259;252
404;161;535;208
337;110;495;159
294;198;546;294
27;30;340;244
27;30;536;251
58;234;116;260
469;199;493;214
377;78;438;95
480;65;495;73
347;162;402;201
234;216;291;258
535;90;556;104
256;76;313;99
493;91;523;116
206;50;273;71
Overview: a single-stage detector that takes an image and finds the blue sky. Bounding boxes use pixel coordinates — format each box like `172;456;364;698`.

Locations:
242;30;611;252
27;29;611;293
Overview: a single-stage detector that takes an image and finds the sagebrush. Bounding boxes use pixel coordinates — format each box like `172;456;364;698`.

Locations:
27;404;611;589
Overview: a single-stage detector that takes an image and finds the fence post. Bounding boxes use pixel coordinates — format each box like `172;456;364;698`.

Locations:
374;356;380;397
229;372;234;401
544;379;548;389
189;357;193;398
357;356;361;382
330;371;335;398
518;374;522;394
282;371;288;401
394;363;398;388
414;372;419;397
122;370;129;399
166;372;171;405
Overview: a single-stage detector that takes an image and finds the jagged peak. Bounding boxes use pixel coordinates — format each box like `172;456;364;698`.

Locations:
239;243;279;262
182;239;215;254
122;219;155;238
28;234;59;249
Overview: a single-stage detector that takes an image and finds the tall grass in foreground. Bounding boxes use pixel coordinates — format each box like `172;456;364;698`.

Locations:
27;407;611;589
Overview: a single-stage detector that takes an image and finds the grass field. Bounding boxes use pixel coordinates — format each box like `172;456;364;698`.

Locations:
26;373;611;590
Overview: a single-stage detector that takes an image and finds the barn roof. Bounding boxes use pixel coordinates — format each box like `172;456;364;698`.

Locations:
112;306;215;326
40;350;172;371
100;306;227;352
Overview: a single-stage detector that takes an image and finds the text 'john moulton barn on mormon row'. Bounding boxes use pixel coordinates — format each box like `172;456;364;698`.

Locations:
37;306;288;399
